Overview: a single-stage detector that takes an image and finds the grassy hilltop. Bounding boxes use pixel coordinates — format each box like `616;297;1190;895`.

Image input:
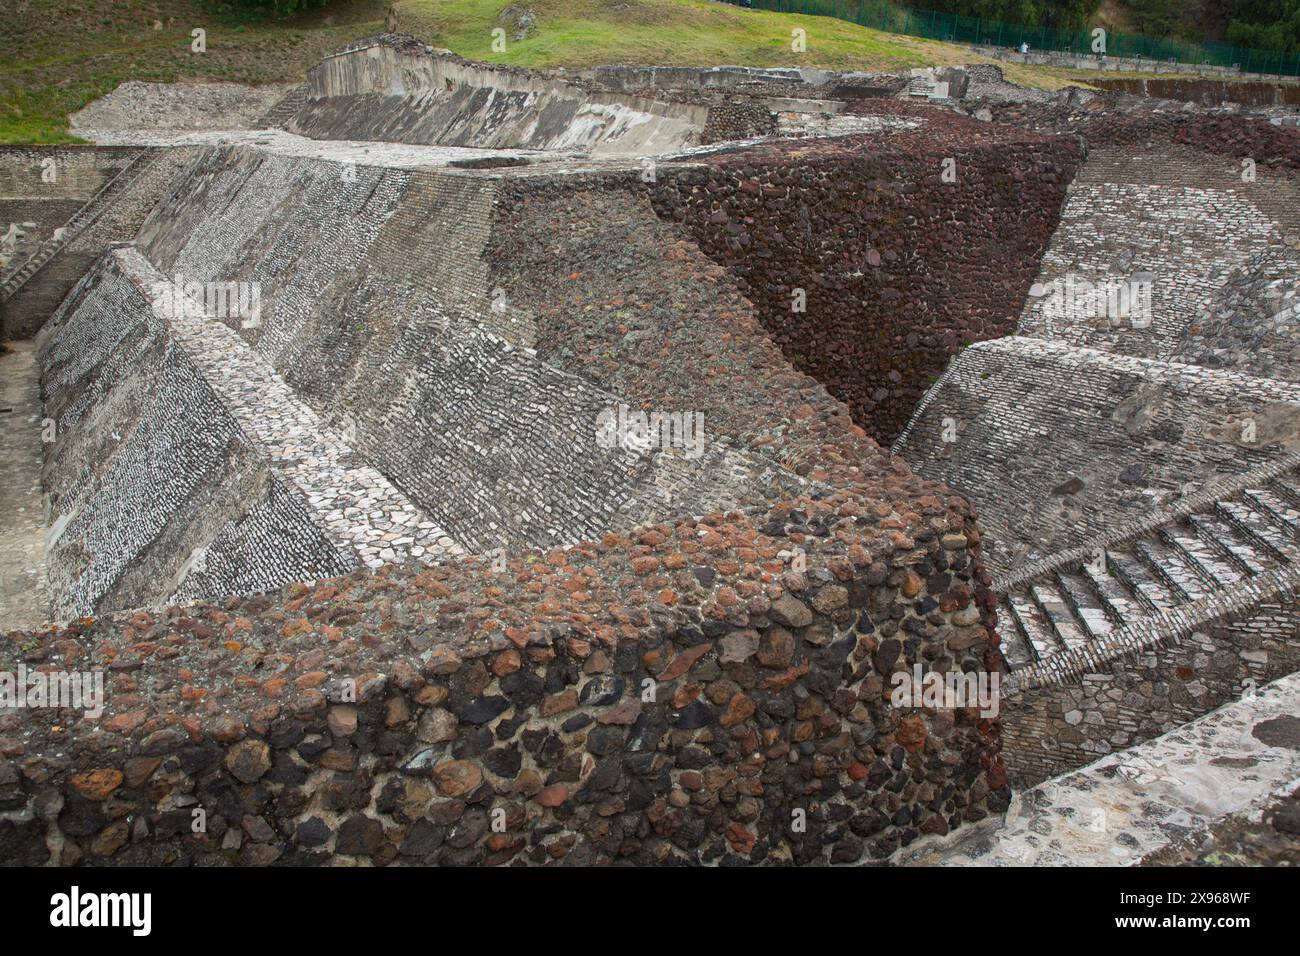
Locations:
0;0;1088;144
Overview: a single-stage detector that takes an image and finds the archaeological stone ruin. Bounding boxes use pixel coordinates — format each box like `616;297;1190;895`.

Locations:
1;33;1299;867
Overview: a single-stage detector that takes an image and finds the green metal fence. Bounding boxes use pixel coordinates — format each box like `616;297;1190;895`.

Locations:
725;0;1300;77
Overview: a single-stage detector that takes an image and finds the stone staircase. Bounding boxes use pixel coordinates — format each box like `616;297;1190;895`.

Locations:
0;150;153;304
258;85;309;130
906;77;949;99
998;466;1300;670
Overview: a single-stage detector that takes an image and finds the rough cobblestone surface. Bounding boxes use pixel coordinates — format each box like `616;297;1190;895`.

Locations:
0;483;1005;865
0;58;1033;864
647;101;1082;444
894;87;1300;791
10;38;1300;867
1141;781;1300;866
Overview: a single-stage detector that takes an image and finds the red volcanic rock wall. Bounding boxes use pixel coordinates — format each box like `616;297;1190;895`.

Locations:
992;100;1300;171
647;102;1083;443
1174;114;1300;170
0;500;1007;866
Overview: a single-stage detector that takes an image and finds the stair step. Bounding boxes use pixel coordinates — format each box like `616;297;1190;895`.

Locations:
1029;581;1090;652
1243;487;1300;535
1081;558;1145;626
1160;524;1243;587
1110;547;1179;613
2;150;151;303
1217;498;1298;561
1269;472;1300;507
1188;512;1271;575
1056;570;1114;640
996;599;1036;670
1136;537;1213;602
1005;591;1059;661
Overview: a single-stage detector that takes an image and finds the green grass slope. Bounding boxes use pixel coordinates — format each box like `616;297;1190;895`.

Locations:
0;0;1083;144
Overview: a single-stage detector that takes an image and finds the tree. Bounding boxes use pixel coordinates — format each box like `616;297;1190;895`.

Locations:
202;0;337;18
1224;0;1300;52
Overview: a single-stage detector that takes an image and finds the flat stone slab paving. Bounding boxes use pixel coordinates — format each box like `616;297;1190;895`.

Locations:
901;671;1300;865
68;127;557;167
117;247;464;569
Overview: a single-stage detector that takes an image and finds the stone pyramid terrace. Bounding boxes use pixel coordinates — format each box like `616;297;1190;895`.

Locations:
0;35;1297;866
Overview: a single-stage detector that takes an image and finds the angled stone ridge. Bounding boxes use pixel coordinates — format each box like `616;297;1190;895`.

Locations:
895;336;1300;574
133;146;800;554
38;246;464;617
291;37;710;156
38;254;355;619
2;48;1166;867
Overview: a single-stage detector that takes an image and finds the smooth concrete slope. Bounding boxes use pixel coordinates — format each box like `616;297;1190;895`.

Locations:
290;40;708;156
905;672;1300;866
894;336;1300;574
136;145;798;554
37;249;461;620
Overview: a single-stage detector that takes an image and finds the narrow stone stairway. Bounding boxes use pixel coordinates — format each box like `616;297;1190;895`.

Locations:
0;149;153;302
257;84;309;129
998;470;1300;669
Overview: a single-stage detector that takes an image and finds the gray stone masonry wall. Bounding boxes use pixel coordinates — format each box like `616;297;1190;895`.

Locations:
38;257;351;618
1018;144;1300;362
364;170;512;340
292;43;708;157
893;336;1300;573
1002;591;1300;787
0;147;138;295
3;148;197;340
906;671;1300;865
968;44;1300;81
137;146;800;555
36;247;469;618
1170;248;1300;379
0;147;137;201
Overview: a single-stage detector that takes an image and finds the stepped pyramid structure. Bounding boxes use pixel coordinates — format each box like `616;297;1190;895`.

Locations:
0;36;1297;867
896;112;1300;793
